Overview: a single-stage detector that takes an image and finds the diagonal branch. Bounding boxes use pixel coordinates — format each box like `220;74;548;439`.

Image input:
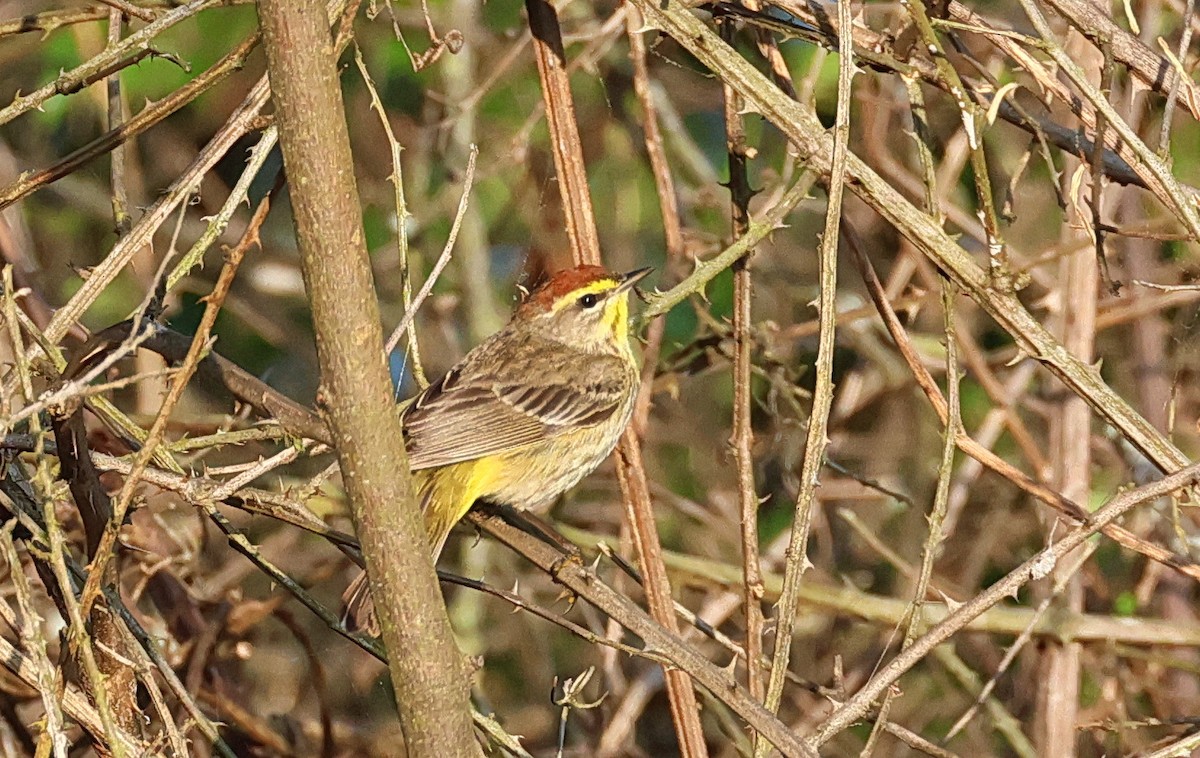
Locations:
627;0;1195;491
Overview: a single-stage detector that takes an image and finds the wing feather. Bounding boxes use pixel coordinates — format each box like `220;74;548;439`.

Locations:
401;347;629;470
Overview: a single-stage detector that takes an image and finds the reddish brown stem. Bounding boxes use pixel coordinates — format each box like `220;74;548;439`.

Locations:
528;3;708;752
525;0;602;265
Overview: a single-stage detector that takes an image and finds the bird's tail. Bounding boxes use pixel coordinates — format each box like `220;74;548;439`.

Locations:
340;569;379;636
340;479;468;635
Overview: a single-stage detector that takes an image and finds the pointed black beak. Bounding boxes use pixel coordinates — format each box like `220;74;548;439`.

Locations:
616;267;653;294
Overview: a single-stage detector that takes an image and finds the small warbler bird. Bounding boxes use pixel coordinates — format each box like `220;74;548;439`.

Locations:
343;264;651;634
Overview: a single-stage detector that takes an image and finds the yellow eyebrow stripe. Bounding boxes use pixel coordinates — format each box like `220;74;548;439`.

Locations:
548;279;619;312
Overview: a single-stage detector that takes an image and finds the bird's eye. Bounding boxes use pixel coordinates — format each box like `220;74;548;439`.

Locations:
578;293;599;309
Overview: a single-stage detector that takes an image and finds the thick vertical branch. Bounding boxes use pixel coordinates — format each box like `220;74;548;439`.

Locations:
1035;243;1093;757
255;2;479;754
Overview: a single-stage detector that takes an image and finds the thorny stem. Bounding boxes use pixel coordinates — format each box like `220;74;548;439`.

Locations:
562;524;1200;648
3;272;126;756
474;510;816;757
384;147;479;358
630;0;1194;513
30;77;270;353
525;0;602;264
903;0;1011;288
759;0;852;737
0;0;218;128
78;187;266;622
0;510;68;758
1015;0;1200;240
640;174;814;323
167;126;278;291
848;231;1200;583
866;280;961;751
1158;0;1196;155
808;463;1200;747
352;44;429;385
718;17;766;712
0;31;261;212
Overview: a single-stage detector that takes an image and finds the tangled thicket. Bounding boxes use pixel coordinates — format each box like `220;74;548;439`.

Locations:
1;0;1200;755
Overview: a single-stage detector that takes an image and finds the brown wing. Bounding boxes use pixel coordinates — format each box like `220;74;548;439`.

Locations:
401;354;629;470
